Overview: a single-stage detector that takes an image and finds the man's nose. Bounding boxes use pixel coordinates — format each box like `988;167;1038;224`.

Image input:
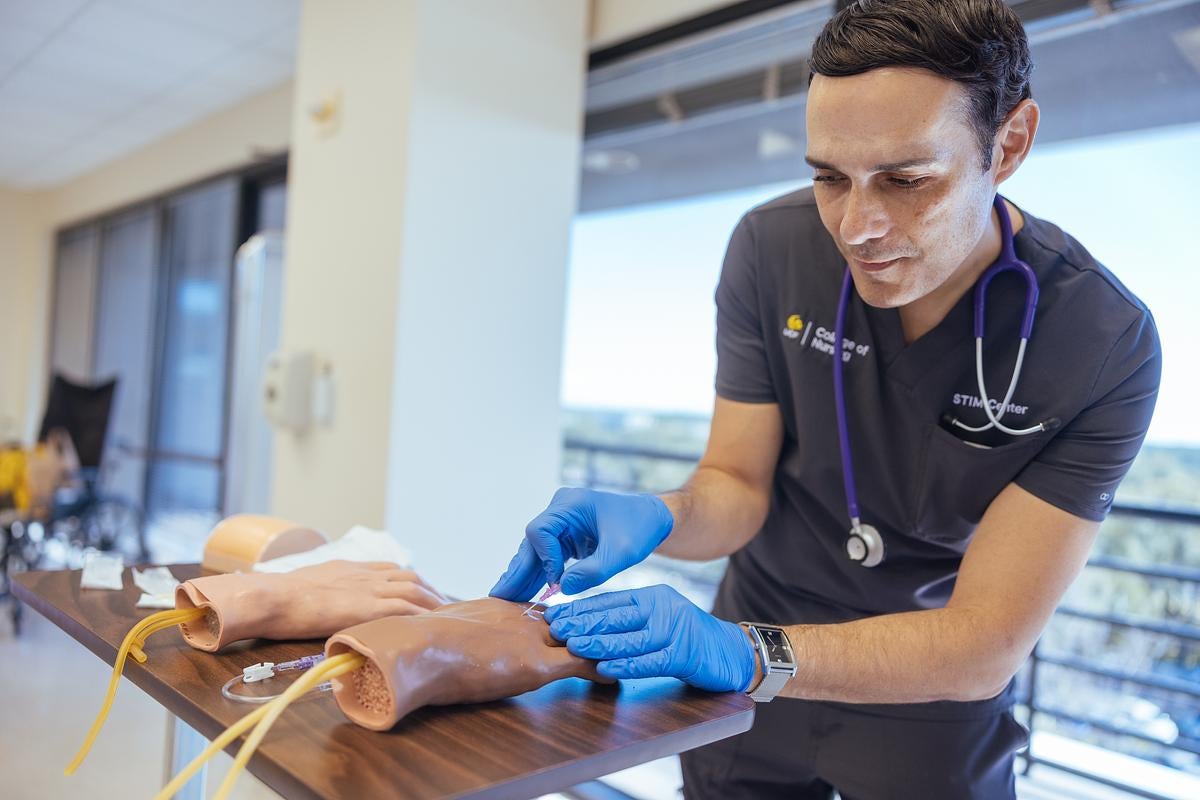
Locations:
840;187;890;247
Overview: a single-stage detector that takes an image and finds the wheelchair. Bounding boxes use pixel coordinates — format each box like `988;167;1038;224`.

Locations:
1;374;148;634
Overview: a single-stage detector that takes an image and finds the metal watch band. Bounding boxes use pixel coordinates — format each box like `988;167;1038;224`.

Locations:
740;622;797;703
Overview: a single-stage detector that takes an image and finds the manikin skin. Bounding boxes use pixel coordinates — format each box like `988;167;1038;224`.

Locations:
326;598;607;730
174;560;448;652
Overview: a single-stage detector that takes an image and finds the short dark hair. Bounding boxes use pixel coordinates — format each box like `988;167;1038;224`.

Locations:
809;0;1033;170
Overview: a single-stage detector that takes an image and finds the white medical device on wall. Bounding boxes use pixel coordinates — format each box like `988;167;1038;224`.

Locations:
262;350;334;431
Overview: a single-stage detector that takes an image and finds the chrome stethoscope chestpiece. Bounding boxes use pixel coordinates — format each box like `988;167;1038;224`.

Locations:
846;522;885;568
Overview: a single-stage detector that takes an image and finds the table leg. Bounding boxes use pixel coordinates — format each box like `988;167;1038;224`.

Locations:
163;712;207;800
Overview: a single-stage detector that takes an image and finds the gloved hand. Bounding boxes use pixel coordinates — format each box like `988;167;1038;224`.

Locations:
489;487;674;601
543;584;758;693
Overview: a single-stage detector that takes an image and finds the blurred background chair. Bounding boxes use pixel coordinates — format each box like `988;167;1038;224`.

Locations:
0;374;147;633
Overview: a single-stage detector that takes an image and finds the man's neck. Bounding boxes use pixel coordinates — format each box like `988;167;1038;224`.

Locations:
897;199;1024;344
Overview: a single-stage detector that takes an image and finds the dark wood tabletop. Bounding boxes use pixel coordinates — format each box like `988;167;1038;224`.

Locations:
14;565;754;800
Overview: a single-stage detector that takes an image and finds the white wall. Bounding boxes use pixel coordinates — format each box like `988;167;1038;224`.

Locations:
269;0;417;535
43;81;293;230
273;0;588;599
387;1;588;598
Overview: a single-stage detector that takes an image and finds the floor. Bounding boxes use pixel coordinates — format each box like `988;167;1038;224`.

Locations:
0;601;281;800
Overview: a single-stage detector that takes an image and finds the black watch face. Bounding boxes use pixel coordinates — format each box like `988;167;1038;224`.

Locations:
759;627;793;663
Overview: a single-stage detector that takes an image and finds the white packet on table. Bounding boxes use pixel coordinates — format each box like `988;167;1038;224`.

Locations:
133;566;180;608
80;551;124;591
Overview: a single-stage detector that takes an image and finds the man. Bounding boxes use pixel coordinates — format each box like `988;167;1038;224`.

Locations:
491;1;1161;797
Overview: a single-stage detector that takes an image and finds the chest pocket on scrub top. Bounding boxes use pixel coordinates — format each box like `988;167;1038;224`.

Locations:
909;423;1047;546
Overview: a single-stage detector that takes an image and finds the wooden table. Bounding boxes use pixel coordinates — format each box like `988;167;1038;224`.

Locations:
14;565;755;800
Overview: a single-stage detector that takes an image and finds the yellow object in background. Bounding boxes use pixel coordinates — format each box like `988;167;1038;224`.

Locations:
0;445;30;511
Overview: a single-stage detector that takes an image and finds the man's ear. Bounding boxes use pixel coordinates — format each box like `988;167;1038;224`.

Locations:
992;99;1039;184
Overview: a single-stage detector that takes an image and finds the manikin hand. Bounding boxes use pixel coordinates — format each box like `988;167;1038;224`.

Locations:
325;597;607;730
175;560;449;652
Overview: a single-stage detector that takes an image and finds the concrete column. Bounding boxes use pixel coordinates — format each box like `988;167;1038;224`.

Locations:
274;0;588;599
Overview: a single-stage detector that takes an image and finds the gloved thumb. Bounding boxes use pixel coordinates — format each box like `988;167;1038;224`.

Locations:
524;509;573;586
488;539;545;601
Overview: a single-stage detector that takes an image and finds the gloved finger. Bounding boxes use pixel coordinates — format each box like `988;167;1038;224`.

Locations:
524;508;576;585
549;604;649;639
566;629;654;660
559;557;607;596
596;649;672;680
561;529;631;595
542;588;640;624
488;539;545;601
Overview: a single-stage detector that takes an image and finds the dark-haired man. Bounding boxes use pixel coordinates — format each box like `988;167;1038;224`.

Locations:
492;1;1160;797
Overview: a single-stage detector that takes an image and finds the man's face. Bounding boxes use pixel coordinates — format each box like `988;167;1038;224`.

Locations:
806;67;997;309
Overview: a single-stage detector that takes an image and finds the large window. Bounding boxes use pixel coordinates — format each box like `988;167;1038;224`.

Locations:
566;1;1200;798
47;162;287;559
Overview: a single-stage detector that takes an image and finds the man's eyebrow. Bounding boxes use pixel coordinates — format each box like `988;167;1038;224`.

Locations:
804;155;940;172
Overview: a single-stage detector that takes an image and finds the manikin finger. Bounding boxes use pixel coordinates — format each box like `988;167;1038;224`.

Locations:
376;581;445;610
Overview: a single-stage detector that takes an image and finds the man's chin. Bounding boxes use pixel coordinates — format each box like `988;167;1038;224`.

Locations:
850;278;916;310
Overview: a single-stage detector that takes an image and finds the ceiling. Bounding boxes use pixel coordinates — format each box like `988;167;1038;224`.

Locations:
0;0;298;188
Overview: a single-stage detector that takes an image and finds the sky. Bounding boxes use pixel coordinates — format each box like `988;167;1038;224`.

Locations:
560;122;1200;446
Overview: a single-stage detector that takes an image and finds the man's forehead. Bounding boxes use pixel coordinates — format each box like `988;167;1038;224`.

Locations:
805;68;973;167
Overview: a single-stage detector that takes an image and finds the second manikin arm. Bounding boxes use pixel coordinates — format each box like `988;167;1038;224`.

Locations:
174;559;447;651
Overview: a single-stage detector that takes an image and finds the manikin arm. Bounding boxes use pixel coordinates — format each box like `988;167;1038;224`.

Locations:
72;561;447;776
326;597;606;730
160;598;606;799
175;559;448;651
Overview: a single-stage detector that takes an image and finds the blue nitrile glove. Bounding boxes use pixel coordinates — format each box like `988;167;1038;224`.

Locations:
489;487;674;601
543;585;757;693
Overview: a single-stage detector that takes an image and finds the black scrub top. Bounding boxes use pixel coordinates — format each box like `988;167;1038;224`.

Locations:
714;187;1161;625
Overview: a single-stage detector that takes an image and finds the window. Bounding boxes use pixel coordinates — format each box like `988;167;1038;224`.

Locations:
566;2;1200;797
46;162;287;560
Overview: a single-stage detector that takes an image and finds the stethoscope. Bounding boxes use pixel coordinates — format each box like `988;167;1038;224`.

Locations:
832;194;1058;568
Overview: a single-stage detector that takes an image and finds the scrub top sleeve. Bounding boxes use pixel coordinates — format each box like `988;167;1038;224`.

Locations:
714;215;777;404
1015;310;1162;522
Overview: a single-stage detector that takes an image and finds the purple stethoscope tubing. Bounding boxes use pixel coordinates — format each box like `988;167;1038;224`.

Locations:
832;194;1048;567
832;262;861;525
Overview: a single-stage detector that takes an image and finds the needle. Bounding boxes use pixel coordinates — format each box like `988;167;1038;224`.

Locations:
522;582;561;618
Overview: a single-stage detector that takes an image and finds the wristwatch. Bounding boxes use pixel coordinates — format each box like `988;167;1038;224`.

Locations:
739;622;797;702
